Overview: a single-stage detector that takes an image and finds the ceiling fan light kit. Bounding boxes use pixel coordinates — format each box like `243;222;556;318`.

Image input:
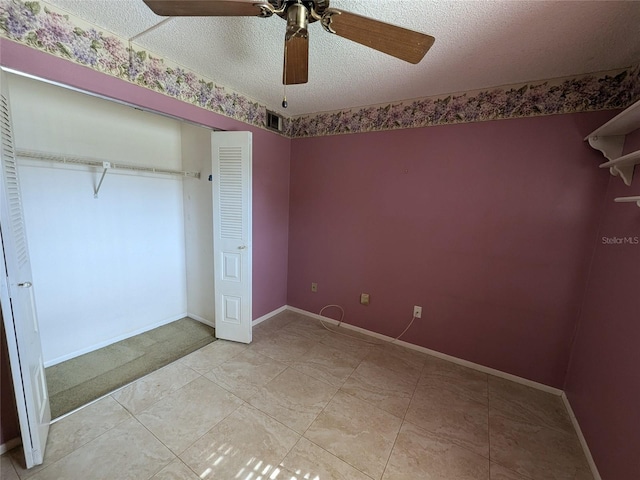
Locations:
143;0;435;86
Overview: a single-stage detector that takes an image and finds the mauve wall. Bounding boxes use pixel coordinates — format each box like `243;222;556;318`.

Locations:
0;40;290;441
288;112;614;388
564;129;640;479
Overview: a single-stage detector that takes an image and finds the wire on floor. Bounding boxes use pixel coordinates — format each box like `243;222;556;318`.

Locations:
317;304;418;345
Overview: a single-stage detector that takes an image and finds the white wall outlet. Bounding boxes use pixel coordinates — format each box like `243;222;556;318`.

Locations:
311;282;318;292
413;305;422;318
360;293;370;306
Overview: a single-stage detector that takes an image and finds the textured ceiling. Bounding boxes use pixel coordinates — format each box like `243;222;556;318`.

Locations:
45;0;640;116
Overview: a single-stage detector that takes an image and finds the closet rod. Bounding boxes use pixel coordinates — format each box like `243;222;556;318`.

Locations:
16;149;201;179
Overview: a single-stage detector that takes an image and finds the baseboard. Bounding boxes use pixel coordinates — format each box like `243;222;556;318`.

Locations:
44;313;188;367
0;436;21;455
253;305;288;327
562;393;602;480
188;313;214;328
187;306;287;331
286;306;563;396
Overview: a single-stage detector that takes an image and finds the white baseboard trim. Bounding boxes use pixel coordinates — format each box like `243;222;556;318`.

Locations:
44;312;188;367
0;436;21;455
188;306;288;331
286;305;563;396
562;393;601;480
188;313;214;328
253;305;288;327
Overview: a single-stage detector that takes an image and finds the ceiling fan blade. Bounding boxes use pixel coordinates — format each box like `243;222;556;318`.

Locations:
283;34;309;85
143;0;269;17
321;9;435;64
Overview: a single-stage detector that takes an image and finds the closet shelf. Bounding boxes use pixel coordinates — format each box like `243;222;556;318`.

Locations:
614;196;640;208
16;149;200;178
598;150;640;187
17;149;201;199
585;99;640;189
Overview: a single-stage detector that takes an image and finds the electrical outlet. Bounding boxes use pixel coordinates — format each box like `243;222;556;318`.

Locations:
413;305;422;318
360;293;370;306
311;282;318;293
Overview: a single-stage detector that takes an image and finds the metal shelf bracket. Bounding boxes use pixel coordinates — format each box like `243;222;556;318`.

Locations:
94;162;112;198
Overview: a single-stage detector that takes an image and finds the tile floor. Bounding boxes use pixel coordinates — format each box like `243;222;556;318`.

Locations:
2;310;593;480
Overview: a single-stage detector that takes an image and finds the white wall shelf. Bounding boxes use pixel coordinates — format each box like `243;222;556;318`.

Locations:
598;150;640;187
587;100;640;138
614;196;640;208
586;99;640;194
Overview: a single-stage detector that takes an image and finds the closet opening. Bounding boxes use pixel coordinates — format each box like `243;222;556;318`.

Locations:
4;71;220;420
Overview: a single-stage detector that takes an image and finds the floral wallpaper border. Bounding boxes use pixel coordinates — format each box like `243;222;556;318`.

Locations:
0;0;273;131
1;0;638;139
290;64;640;138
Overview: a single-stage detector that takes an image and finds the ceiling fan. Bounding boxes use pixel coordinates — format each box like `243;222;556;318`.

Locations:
142;0;435;85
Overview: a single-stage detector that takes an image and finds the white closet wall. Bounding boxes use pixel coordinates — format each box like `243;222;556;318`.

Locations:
181;124;215;324
8;74;188;366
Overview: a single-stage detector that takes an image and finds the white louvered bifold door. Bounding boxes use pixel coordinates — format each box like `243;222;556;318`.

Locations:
0;71;50;467
212;131;252;343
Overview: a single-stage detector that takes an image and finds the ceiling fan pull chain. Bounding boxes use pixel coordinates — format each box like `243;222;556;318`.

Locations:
282;85;288;108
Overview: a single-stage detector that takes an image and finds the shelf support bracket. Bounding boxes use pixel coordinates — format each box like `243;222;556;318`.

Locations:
588;134;637;186
610;164;635;187
94;162;112;198
587;135;624;162
585;99;640;195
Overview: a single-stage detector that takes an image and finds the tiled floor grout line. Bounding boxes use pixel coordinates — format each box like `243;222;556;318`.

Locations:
131;389;248;477
192;364;304;478
233;403;301;475
169;346;284;464
292;369;378;480
120;348;253;479
297;374;369;478
301;438;378;480
379;424;401;480
113;366;206;417
290;332;381;480
379;355;429;480
261;325;377;478
169;399;246;459
492;460;537;480
126;415;178;480
171;458;202;480
246;330;342;476
298;337;359;437
4;458;20;479
11;406;136;480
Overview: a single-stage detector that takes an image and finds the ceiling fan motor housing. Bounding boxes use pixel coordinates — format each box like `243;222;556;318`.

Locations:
272;0;329;23
286;3;309;39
